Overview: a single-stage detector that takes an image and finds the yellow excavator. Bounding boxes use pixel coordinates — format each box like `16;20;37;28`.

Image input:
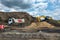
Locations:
36;16;52;22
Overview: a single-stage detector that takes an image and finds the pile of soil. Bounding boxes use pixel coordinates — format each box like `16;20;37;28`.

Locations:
0;12;34;26
25;22;55;31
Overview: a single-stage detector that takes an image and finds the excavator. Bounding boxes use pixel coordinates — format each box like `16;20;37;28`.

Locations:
36;16;60;27
36;16;52;22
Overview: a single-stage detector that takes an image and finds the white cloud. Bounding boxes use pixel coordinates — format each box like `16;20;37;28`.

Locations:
9;8;17;12
36;0;47;2
54;13;59;16
28;11;37;16
53;9;60;16
23;0;35;4
38;3;48;9
49;0;56;3
32;2;48;11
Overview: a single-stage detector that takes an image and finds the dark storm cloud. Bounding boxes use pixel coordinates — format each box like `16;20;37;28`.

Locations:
1;0;32;9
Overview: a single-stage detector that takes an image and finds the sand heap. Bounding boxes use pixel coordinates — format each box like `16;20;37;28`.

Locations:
25;22;55;31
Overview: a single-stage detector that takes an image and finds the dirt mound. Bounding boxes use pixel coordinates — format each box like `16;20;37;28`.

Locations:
0;12;34;26
25;22;55;31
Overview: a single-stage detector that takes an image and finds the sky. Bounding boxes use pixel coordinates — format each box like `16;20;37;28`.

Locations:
0;0;60;20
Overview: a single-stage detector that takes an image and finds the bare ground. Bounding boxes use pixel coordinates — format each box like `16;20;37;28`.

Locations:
0;31;60;40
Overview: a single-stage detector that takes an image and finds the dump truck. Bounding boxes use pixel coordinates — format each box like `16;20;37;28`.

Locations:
8;17;25;26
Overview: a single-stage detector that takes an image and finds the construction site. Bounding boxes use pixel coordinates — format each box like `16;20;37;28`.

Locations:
0;12;60;40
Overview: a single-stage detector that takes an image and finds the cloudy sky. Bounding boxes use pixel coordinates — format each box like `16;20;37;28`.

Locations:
0;0;60;20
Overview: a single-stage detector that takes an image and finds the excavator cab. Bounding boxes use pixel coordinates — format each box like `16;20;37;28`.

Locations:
45;16;52;21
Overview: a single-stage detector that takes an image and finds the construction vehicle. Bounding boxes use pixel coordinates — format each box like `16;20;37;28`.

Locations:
36;16;52;22
8;17;25;26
